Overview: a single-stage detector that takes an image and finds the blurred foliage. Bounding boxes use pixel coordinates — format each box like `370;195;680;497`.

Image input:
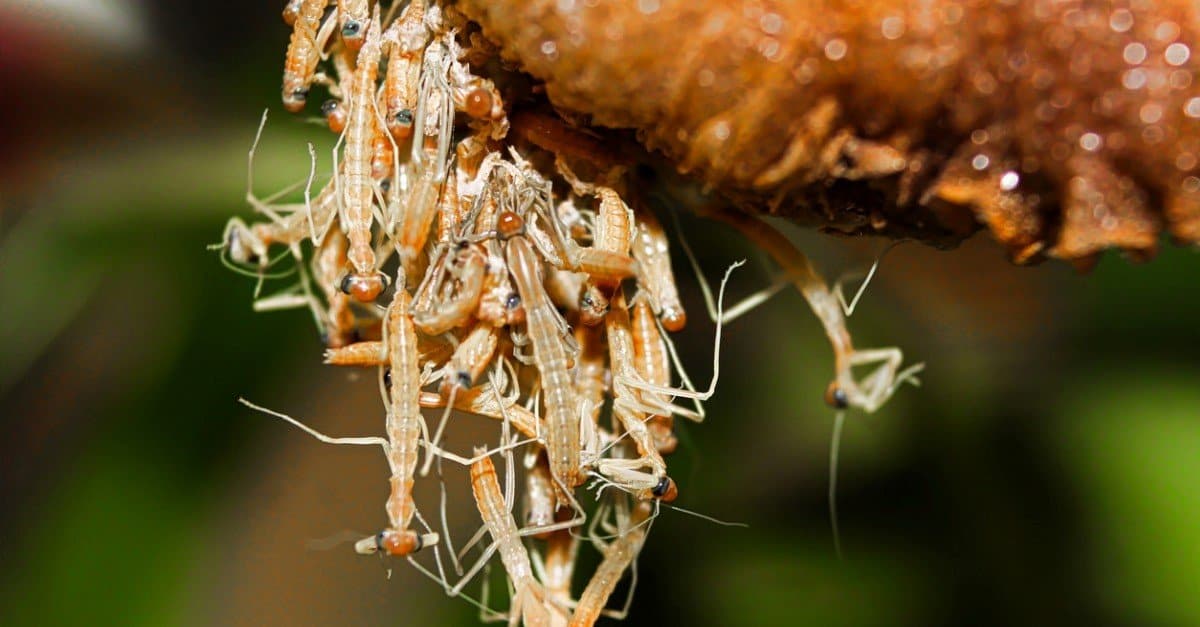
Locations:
3;3;1200;626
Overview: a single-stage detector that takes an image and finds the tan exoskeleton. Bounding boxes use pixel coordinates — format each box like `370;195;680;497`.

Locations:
440;324;500;393
412;243;487;335
681;208;922;556
313;267;445;559
572;323;607;429
351;282;438;558
222;111;337;271
702;208;924;414
523;450;559;535
394;31;456;275
471;179;525;328
333;6;389;303
281;0;303;26
568;501;652;627
596;289;676;503
237;282;445;559
630;204;687;331
598;259;743;427
414;351;540;445
539;526;580;622
501;151;639;287
381;0;428;141
218;113;361;344
630;294;678;454
417;319;500;477
555;160;636;311
309;228;360;348
417;421;577;626
281;0;337;112
466;450;553;627
499;208;583;493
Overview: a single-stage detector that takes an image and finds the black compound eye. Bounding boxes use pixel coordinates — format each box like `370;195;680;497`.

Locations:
456;371;471;389
342;21;361;37
383;369;392;388
379;178;391;194
292;88;309;100
339;274;354;295
395;109;414;126
652;477;671;498
824;382;849;409
374;532;386;551
505;293;521;310
320;99;340;115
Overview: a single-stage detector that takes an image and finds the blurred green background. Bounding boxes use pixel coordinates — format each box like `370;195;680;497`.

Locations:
3;2;1200;625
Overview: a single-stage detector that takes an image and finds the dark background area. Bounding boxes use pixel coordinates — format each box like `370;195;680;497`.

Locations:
3;2;1200;625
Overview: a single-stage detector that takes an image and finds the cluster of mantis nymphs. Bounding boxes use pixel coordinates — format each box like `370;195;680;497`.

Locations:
216;1;924;624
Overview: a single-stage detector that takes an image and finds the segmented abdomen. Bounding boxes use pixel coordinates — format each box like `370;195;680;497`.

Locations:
568;503;650;627
342;22;383;273
386;290;420;531
506;236;580;488
469;454;535;584
281;0;327;109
